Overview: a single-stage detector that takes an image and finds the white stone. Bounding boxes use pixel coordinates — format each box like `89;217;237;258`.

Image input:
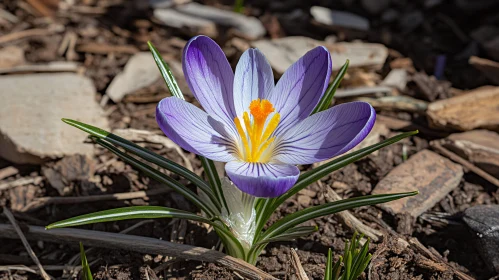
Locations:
0;73;108;164
311;6;369;31
106;52;161;102
252;36;388;75
175;2;265;39
154;9;218;37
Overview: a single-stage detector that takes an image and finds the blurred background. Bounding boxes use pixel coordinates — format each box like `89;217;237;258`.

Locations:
1;0;499;279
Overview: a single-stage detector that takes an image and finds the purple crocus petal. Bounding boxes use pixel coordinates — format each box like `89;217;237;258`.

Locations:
266;46;331;136
156;97;237;162
233;48;274;116
273;102;376;165
225;161;300;198
183;35;236;130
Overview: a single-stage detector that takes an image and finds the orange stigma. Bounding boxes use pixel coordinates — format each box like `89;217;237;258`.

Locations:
234;99;280;163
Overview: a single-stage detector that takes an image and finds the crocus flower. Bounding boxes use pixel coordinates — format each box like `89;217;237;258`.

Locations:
156;36;375;198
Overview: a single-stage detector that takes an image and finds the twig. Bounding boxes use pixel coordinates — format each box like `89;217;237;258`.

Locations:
0;28;57;45
2;208;51;280
290;249;309;280
0;224;277;280
431;142;499;188
323;183;383;241
0;166;18;181
0;176;43;191
0;265;37;274
68;220;154;265
21;188;172;212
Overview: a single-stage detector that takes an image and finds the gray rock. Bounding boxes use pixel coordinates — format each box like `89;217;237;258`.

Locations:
463;205;499;273
154;9;218;37
252;36;388;75
106;52;161;103
310;6;369;31
175;3;265;39
0;73;108;164
372;149;463;217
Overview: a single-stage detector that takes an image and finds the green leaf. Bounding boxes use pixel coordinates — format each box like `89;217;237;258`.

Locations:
325;248;333;280
200;157;229;214
253;198;276;240
61;118;220;210
147;41;184;100
331;256;342;280
273;130;418;209
253;225;318;246
234;0;244;13
46;206;210;229
312;60;349;114
80;242;93;280
94;138;218;217
261;191;418;241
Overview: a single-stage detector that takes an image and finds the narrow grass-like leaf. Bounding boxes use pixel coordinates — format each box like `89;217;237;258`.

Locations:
200;157;228;213
46;206;211;229
261;192;417;241
80;242;93;280
273;131;418;209
312;60;349;114
61;118;220;210
325;248;333;280
331;256;342;280
94;138;218;217
234;0;244;13
147;41;184;100
253;226;318;246
253;198;276;240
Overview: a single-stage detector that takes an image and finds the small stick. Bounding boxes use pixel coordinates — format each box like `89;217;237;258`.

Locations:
68;220;154;265
21;188;172;212
323;183;383;241
0;176;43;191
0;166;19;181
0;223;276;280
431;142;499;188
290;249;309;280
0;28;56;45
2;208;51;280
0;265;37;274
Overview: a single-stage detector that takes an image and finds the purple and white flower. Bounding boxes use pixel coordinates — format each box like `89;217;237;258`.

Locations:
156;35;375;198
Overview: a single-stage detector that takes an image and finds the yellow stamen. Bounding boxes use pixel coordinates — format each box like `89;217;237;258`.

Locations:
234;99;280;163
234;117;251;161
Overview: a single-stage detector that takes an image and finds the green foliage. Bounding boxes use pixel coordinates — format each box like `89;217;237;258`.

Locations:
313;60;350;114
324;232;372;280
80;243;93;280
48;43;418;264
234;0;244;13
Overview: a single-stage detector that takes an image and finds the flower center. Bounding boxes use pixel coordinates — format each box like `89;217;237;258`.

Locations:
234;99;280;163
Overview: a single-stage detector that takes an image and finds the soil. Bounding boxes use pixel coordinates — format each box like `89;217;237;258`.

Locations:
1;0;498;279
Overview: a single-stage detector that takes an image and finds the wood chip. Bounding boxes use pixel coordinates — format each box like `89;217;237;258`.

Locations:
427;86;499;131
469;56;499;85
372;149;463;217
